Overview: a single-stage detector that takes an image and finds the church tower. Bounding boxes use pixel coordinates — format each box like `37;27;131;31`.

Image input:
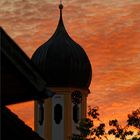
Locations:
31;2;92;140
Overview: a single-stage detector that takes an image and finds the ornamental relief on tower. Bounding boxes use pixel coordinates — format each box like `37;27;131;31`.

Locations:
71;91;82;105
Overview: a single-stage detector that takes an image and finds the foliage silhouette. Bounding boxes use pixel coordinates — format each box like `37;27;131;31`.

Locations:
71;107;140;140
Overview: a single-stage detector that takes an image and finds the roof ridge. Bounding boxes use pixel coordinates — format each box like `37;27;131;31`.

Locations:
2;106;44;140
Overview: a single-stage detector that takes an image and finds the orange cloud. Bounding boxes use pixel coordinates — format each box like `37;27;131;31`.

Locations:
2;0;140;129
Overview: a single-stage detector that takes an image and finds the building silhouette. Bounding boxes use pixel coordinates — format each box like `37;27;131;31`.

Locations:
1;27;53;140
1;3;92;140
32;4;92;140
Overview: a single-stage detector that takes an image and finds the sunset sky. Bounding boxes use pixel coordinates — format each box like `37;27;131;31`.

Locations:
1;0;140;129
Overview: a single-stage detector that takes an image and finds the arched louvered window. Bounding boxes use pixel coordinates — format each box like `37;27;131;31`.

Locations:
73;104;79;123
54;104;62;124
38;100;44;125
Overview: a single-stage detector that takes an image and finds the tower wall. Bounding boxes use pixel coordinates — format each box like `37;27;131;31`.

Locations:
52;94;64;140
34;87;89;140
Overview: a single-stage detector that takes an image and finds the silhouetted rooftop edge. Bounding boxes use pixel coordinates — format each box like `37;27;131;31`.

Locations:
2;106;44;140
1;27;54;105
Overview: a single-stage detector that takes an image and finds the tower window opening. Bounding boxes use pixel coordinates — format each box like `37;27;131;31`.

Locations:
73;104;79;123
38;100;44;125
54;104;62;124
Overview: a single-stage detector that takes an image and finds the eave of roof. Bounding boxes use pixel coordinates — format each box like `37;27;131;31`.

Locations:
1;106;44;140
0;27;54;105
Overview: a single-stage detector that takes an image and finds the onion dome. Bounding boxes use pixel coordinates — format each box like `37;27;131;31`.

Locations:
31;4;92;88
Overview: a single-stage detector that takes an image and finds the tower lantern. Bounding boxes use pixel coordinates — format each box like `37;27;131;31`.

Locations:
31;3;92;140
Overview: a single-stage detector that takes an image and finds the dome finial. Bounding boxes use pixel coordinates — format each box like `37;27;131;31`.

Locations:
59;0;63;10
59;0;63;20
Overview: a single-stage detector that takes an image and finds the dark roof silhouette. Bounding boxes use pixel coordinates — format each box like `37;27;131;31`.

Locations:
1;27;54;105
1;27;55;140
32;4;92;88
1;106;44;140
0;27;54;140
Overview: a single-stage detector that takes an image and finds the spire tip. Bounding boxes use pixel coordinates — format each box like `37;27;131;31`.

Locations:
59;0;63;9
59;4;63;10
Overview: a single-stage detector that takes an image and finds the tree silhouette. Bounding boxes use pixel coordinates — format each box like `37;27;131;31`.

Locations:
71;107;140;140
